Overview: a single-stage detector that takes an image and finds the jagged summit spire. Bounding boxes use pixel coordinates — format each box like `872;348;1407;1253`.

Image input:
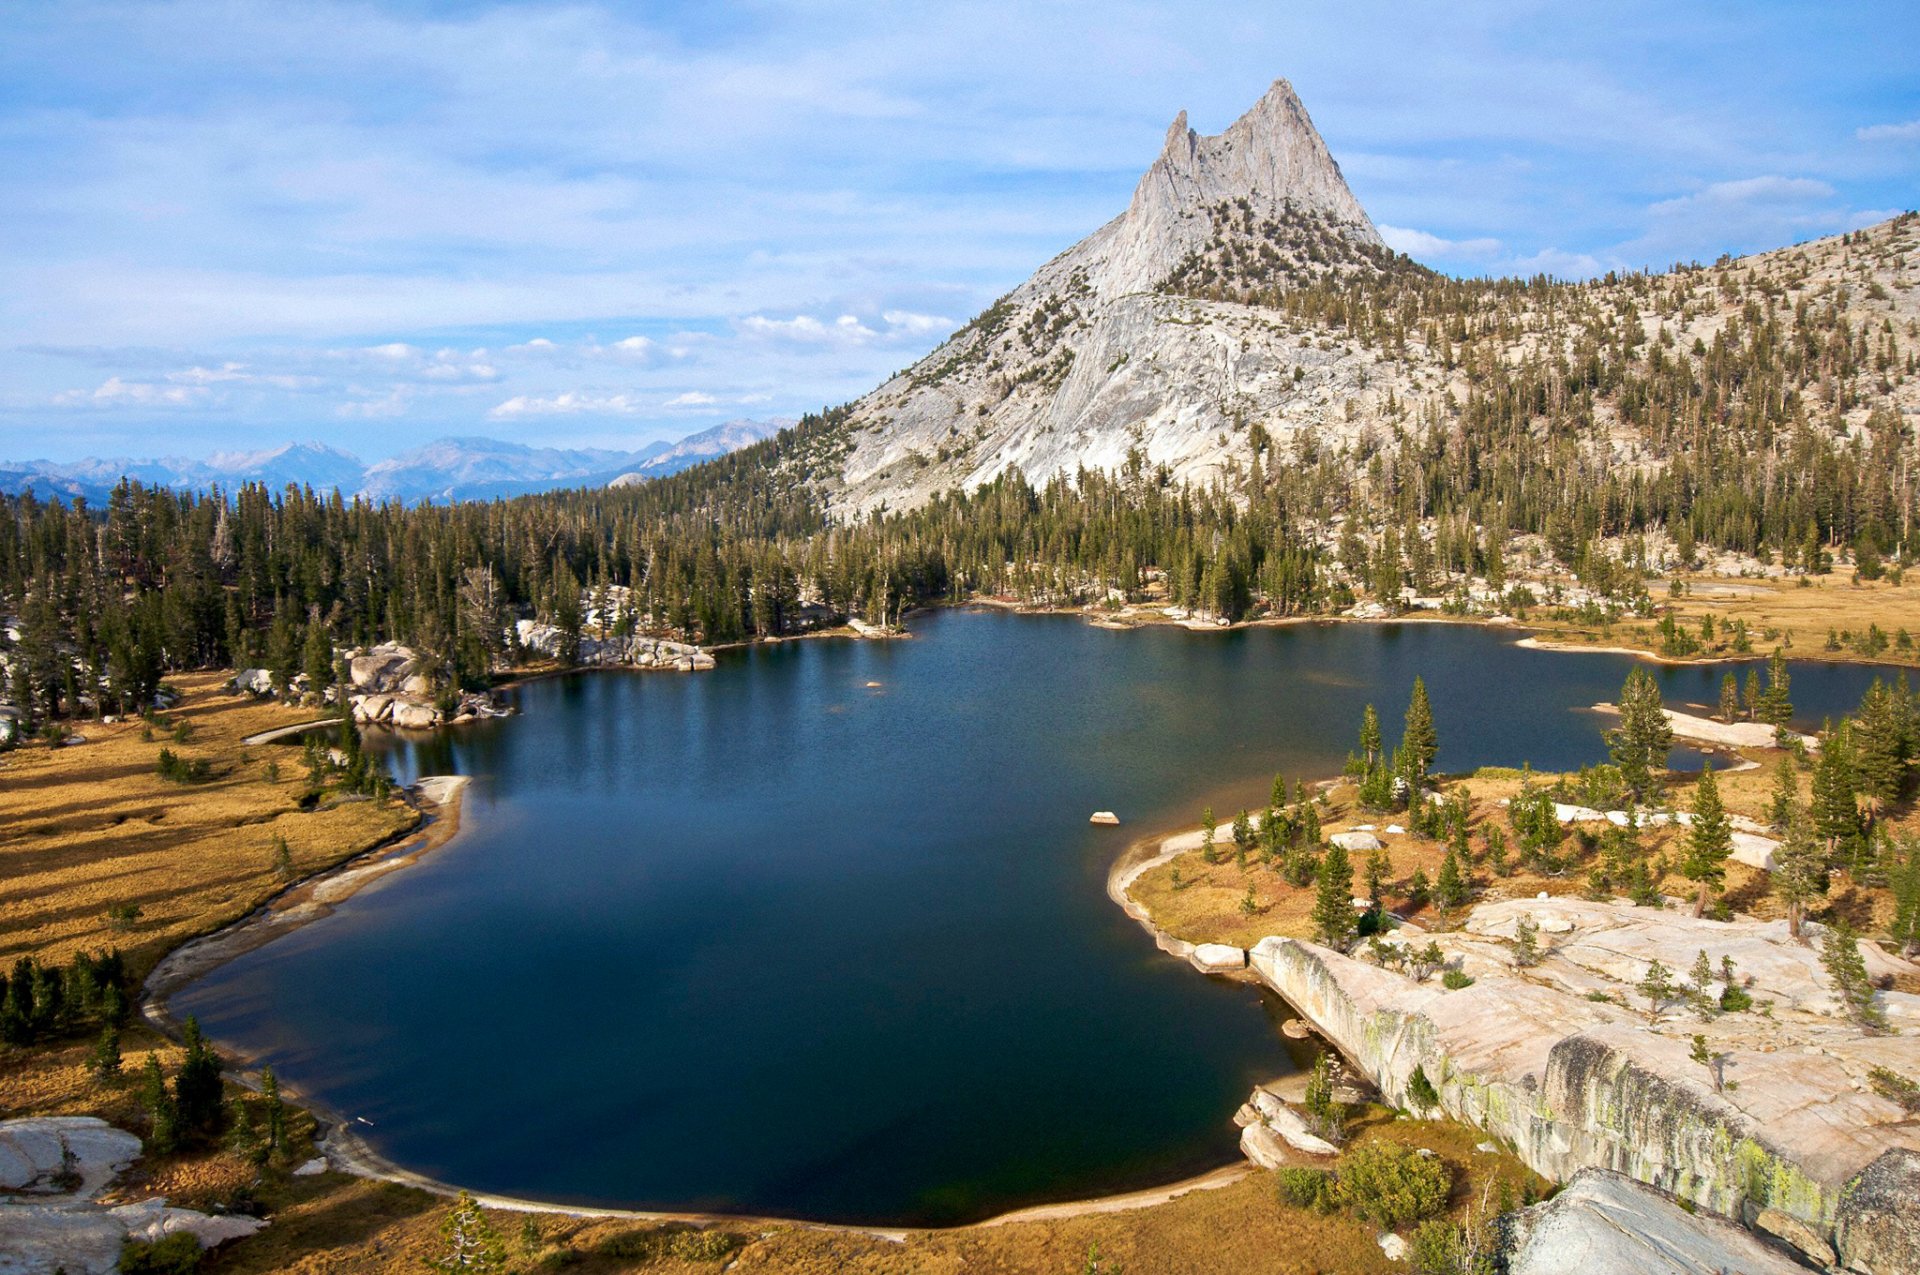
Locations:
1091;78;1381;296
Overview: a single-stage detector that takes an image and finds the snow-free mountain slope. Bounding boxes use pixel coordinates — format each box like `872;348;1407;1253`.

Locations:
779;79;1917;523
800;79;1407;517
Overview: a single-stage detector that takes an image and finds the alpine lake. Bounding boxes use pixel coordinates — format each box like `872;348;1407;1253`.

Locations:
172;610;1905;1226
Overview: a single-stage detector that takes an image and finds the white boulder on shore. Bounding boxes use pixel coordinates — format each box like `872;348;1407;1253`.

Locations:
1191;943;1247;972
0;1117;265;1275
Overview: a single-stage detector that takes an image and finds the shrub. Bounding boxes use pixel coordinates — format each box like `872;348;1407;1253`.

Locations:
1441;969;1474;990
1406;1065;1440;1112
120;1233;203;1275
1869;1065;1920;1114
667;1229;741;1261
1275;1165;1334;1212
1408;1216;1497;1275
1333;1141;1454;1228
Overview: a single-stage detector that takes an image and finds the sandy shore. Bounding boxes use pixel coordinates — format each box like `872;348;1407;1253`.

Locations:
143;776;471;1036
1513;635;1767;666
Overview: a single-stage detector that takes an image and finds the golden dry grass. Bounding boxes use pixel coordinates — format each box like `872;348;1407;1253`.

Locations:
191;1113;1534;1275
0;670;418;976
1527;567;1920;667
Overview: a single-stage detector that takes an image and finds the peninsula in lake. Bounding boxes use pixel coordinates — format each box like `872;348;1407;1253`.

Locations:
3;9;1918;1275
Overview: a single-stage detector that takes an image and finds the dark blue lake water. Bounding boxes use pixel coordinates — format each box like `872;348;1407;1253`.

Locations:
172;612;1902;1224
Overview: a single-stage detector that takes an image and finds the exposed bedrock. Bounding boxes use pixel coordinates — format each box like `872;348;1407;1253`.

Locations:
1249;899;1920;1273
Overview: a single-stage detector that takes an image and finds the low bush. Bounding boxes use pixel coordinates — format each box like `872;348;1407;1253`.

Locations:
1441;969;1474;990
1332;1141;1454;1228
120;1233;203;1275
1275;1165;1334;1212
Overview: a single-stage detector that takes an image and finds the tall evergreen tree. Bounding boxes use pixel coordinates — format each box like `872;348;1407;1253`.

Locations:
1312;842;1356;949
1770;815;1825;940
1402;677;1438;781
1359;705;1382;768
1607;667;1674;800
1682;764;1733;918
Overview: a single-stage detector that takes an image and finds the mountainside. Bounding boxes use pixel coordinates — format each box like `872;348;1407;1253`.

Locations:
769;79;1918;521
606;418;789;487
788;78;1407;516
0;422;781;505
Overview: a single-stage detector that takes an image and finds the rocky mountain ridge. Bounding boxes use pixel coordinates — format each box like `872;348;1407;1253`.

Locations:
0;418;784;506
762;80;1918;523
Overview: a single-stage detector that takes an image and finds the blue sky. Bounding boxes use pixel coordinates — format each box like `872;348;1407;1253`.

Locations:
1;0;1914;463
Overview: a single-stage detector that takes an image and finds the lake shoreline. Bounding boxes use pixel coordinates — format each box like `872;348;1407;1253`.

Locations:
139;695;1273;1236
136;610;1890;1244
142;775;472;1039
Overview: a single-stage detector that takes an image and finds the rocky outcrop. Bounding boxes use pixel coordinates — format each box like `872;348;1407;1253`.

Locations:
1249;899;1920;1272
1234;1087;1338;1164
1834;1149;1920;1275
811;80;1408;518
340;643;504;728
1501;1169;1808;1275
0;1117;264;1275
0;1117;139;1198
513;620;715;671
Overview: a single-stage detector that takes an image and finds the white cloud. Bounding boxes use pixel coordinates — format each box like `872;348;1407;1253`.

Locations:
51;376;211;409
663;391;718;407
489;391;650;418
1378;225;1502;259
1647;175;1836;214
1502;247;1608;281
736;310;952;346
880;310;955;337
1857;120;1920;143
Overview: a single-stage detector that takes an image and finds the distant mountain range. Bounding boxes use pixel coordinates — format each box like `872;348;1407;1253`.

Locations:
0;418;789;506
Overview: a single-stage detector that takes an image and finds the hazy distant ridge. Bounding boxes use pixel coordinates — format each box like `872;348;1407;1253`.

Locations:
0;419;788;505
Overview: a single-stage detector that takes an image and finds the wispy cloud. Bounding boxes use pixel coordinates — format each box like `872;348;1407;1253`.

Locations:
0;1;1914;458
1377;225;1502;260
51;376;212;410
1857;120;1920;143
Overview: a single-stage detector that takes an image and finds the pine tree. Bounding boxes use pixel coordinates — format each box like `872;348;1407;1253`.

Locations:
1820;922;1889;1031
139;1054;178;1153
1888;837;1920;957
90;1025;121;1080
1771;815;1826;939
1607;667;1674;799
1200;807;1218;864
1851;679;1906;812
262;1065;286;1154
1364;846;1391;909
1718;672;1739;724
1768;755;1799;831
1682;764;1733;917
1232;808;1254;853
1639;958;1675;1022
1402;676;1438;781
1313;842;1356;949
1756;648;1793;726
1435;844;1468;912
172;1017;225;1142
430;1191;508;1273
1811;730;1861;861
1359;705;1382;768
1743;668;1763;721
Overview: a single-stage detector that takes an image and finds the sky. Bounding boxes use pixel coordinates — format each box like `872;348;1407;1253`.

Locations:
1;1;1915;464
